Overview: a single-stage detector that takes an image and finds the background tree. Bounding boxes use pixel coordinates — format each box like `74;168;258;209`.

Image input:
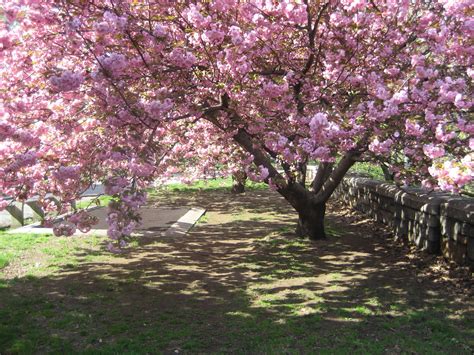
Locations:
231;170;247;194
1;0;472;248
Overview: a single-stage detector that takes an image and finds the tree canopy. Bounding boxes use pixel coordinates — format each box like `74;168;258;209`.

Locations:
1;0;472;247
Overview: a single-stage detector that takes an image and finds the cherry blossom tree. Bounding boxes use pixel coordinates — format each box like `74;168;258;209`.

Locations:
1;0;472;245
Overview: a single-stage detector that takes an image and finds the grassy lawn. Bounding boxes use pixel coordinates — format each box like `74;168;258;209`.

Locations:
349;162;386;180
74;195;114;210
0;180;472;353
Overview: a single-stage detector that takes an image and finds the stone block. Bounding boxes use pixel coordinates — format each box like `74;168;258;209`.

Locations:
440;199;474;225
441;238;467;265
376;183;399;199
416;212;440;227
467;237;474;262
5;203;24;226
427;226;441;242
460;223;473;238
394;189;451;214
441;218;468;244
401;208;416;221
394;220;408;238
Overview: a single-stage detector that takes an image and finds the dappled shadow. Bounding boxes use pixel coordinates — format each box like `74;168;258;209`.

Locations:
150;187;292;216
0;189;472;353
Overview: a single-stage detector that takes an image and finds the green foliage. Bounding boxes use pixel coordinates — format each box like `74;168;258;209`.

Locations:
349;162;386;180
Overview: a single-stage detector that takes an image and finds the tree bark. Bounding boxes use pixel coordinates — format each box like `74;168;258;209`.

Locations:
381;164;394;181
296;161;307;186
311;163;333;194
231;171;247;194
278;184;327;240
296;202;326;240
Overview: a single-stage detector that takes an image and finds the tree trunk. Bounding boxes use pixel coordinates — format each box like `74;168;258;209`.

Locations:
295;202;326;240
231;171;247;194
381;164;394;181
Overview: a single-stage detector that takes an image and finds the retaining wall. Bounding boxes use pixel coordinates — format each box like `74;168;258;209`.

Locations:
334;175;474;268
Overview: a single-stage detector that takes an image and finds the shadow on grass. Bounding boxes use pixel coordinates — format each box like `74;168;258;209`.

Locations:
0;188;472;353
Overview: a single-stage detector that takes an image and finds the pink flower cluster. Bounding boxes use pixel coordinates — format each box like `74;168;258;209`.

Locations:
423;144;445;159
53;222;76;237
104;176;129;195
68;211;99;233
153;23;168;39
168;48;197;69
429;157;473;192
0;198;9;210
94;11;127;34
106;191;147;252
369;138;393;156
247;165;269;182
49;71;84;92
98;53;128;77
203;28;225;45
146;99;173;118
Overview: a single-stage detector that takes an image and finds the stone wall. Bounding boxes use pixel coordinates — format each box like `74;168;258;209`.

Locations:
334;175;474;268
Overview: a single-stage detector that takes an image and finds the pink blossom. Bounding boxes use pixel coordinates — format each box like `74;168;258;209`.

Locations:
405;121;425;137
312;147;331;160
53;222;76;237
153;24;168;39
0;198;9;211
435;124;456;142
168;48;196;69
203;29;225;45
374;85;390;100
104;177;129;195
309;113;328;132
146;99;173;117
98;53;128;77
228;26;243;45
423;144;445;159
185;5;209;28
369;138;393;155
50;71;84;92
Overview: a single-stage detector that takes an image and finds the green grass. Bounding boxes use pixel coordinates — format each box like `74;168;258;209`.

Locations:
74;195;114;210
157;177;267;193
0;187;472;354
0;232;51;270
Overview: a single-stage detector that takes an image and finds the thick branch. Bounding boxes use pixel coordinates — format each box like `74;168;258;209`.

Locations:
296;160;308;186
232;127;313;210
310;162;334;194
232;129;284;184
314;152;358;204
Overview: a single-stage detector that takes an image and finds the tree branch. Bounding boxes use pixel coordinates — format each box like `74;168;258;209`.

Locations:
314;152;359;204
310;162;334;194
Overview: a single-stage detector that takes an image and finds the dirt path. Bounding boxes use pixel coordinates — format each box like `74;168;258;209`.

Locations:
0;188;472;353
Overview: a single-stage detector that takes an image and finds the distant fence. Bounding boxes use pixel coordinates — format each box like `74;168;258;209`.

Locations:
334;175;474;268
